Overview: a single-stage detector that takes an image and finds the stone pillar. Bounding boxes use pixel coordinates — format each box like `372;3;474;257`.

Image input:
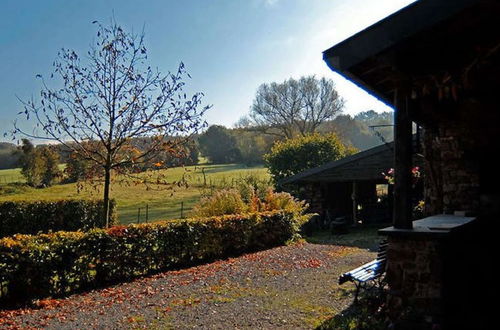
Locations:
385;236;444;322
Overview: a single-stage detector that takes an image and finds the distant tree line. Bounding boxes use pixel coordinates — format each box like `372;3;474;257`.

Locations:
194;76;393;166
12;136;200;187
320;110;393;149
63;136;200;183
197;125;277;165
196;110;393;165
0;110;393;180
0;142;21;169
2;71;393;188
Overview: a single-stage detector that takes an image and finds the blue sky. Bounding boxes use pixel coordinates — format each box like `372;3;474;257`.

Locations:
0;0;415;141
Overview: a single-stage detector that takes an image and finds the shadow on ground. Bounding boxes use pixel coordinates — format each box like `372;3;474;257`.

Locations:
303;224;390;251
315;291;389;330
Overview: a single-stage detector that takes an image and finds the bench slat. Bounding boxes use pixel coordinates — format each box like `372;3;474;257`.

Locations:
352;263;383;281
339;240;388;285
345;260;379;275
340;261;383;283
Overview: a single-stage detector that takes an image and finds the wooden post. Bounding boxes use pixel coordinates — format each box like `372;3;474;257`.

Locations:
202;167;207;187
352;181;357;226
393;88;413;229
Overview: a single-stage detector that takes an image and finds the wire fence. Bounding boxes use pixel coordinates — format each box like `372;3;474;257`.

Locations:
129;173;271;224
133;202;188;224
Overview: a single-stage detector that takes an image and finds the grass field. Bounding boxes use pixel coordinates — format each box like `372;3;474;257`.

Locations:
0;167;25;184
0;164;270;224
0;164;66;184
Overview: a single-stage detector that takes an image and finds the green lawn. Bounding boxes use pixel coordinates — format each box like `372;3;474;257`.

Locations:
0;163;270;224
0;167;25;184
0;164;66;184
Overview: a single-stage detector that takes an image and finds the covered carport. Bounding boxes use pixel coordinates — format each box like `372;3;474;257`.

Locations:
282;142;423;225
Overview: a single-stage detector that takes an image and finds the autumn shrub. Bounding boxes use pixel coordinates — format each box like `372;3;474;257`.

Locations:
235;174;273;202
260;189;308;215
192;186;308;218
0;200;117;238
0;210;306;305
199;173;272;202
192;189;247;217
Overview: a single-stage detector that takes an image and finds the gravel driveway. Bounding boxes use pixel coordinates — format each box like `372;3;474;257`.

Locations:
1;238;377;329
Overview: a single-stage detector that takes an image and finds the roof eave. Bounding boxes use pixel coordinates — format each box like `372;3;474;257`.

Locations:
280;142;393;185
322;0;481;105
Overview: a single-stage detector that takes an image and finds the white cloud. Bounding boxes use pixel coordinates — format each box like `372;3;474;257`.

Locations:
264;0;280;6
253;0;280;8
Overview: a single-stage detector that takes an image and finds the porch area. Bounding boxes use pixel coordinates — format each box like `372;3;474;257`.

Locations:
323;0;500;327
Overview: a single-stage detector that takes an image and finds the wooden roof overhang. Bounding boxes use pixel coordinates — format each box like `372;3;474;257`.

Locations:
323;0;500;229
323;0;500;126
280;143;394;185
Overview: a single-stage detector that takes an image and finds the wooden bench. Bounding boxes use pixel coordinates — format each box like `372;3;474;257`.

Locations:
338;240;388;301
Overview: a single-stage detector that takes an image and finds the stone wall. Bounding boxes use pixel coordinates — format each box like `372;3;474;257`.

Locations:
385;236;444;323
423;124;480;216
300;182;325;215
385;108;494;327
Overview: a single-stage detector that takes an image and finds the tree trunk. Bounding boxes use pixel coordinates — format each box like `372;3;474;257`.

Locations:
103;165;111;228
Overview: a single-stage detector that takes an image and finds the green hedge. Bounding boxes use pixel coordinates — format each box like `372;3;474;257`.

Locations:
0;200;117;238
0;211;305;304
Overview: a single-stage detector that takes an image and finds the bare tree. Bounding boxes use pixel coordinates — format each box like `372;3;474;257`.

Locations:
13;21;210;226
250;76;344;138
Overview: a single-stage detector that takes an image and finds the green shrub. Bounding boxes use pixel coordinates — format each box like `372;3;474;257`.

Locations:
0;210;306;304
264;133;356;183
0;200;117;237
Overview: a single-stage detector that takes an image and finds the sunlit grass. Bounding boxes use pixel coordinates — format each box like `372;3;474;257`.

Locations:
0;163;270;224
0;164;66;184
0;168;25;184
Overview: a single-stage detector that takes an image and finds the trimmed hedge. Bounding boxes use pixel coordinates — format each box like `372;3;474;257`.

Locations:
0;200;117;238
0;211;305;304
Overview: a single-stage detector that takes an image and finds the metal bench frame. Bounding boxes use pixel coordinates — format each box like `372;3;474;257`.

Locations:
338;240;388;302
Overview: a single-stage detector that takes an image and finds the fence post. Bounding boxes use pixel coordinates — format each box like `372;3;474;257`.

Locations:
202;167;206;187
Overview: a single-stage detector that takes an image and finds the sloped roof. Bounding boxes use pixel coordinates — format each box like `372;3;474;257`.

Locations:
280;143;394;184
322;0;498;107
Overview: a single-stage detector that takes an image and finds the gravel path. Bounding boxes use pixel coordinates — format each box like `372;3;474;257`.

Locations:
1;241;376;329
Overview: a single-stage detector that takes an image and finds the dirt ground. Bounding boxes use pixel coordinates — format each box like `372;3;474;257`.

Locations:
1;227;383;329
